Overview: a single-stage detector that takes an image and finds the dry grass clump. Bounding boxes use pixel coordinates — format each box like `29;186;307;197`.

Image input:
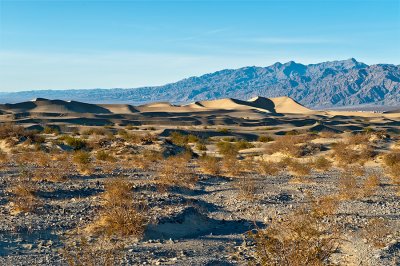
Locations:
265;134;320;157
198;154;220;175
382;151;400;184
248;204;341;265
131;149;163;170
73;151;93;174
221;155;245;177
62;236;124;266
312;156;332;172
287;160;312;178
90;178;148;238
217;141;239;157
361;172;381;197
310;195;340;218
258;135;274;143
169;132;200;146
156;155;198;191
257;160;280;176
61;135;88;150
0;123;45;144
236;175;257;201
331;141;376;166
361;218;391;248
8;170;42;213
338;167;365;200
96;150;117;162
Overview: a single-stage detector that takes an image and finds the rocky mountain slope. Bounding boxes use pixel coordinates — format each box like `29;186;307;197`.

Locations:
1;59;399;108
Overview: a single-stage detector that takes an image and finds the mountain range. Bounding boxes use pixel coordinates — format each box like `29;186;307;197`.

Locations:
1;58;399;108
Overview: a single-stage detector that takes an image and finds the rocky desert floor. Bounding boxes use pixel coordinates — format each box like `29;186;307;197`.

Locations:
0;97;399;265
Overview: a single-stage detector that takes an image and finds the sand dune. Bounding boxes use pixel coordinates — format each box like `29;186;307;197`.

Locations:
266;96;313;114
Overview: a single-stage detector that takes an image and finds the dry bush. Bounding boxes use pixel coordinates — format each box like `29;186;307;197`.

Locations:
236;175;257;201
287;160;311;178
345;132;371;146
361;172;381;197
131;150;163;170
257;160;280;176
8;171;42;213
311;195;339;218
90;178;148;238
338;170;359;200
96;150;117;162
361;218;391;248
248;206;341;265
0;149;8;163
62;136;88;150
221;155;245;177
318;131;338;139
258;135;274;143
331;141;376;166
62;236;124;266
217;141;239;157
198;155;220;175
0;123;45;144
266;135;320;157
235;139;255;150
383;151;400;167
312;156;332;172
156;155;198;191
73;151;93;174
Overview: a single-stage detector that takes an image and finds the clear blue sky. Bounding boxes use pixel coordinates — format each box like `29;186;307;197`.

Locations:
0;0;399;92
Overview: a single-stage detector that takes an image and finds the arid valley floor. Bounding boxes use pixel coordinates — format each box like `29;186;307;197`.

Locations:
0;96;399;265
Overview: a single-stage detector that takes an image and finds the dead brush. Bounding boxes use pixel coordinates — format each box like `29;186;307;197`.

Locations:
131;149;163;170
61;235;125;266
247;205;342;266
310;194;340;218
361;172;381;197
156;155;198;191
221;155;246;177
265;134;319;157
361;218;392;248
8;171;42;213
287;160;312;182
236;175;257;201
312;156;332;172
73;150;93;174
198;154;220;175
90;178;148;238
256;160;280;176
338;168;362;200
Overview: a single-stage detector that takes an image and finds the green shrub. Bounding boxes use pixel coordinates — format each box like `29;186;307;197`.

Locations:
258;135;274;142
217;141;239;157
64;136;87;150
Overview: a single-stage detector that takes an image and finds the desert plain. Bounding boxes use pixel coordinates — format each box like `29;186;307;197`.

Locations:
0;96;399;265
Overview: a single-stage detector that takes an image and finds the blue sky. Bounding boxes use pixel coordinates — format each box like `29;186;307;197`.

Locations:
0;0;399;92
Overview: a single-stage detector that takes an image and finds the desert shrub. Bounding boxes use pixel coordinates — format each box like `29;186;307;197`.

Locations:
285;129;300;135
156;155;198;191
361;218;391;248
217;141;239;157
287;160;311;177
82;127;110;136
196;143;207;151
331;141;376;166
236;175;257;201
170;132;189;146
43;126;60;134
258;135;274;143
0;123;44;143
235;139;255;150
383;151;400;167
131;150;163;170
318;131;338;139
362;172;380;197
96;151;116;162
62;236;124;266
310;195;339;218
217;128;230;134
247;206;341;266
338;170;359;200
8;170;42;213
90;178;148;238
312;156;332;171
0;149;8;163
73;151;91;165
63;136;88;150
257;160;280;176
346;132;371;146
221;156;245;177
222;137;237;142
198;155;220;175
265;135;318;157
